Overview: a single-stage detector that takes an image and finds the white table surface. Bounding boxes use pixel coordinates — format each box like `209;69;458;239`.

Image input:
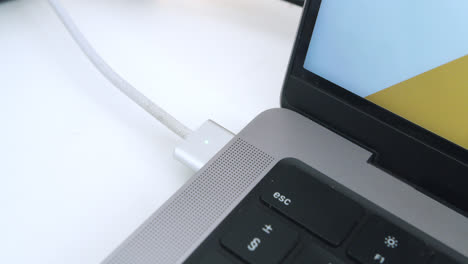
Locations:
0;0;301;263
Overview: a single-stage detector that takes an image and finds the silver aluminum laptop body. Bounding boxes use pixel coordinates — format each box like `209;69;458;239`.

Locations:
102;108;468;264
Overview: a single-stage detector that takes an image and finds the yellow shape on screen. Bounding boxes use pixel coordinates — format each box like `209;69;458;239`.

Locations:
367;55;468;149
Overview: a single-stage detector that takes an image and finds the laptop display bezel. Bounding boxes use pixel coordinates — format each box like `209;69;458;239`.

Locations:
281;0;468;214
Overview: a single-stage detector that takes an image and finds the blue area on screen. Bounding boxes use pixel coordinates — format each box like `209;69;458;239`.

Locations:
304;0;468;97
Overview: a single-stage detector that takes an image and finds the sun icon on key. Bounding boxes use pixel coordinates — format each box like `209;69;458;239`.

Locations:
384;236;399;248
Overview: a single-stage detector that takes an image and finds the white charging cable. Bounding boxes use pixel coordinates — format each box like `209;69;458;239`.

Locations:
48;0;234;170
48;0;192;138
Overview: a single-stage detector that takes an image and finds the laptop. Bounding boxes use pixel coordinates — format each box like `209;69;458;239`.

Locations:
103;1;468;263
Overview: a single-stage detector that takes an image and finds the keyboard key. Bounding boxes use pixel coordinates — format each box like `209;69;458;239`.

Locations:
294;243;347;264
220;207;298;264
260;164;363;246
348;216;431;264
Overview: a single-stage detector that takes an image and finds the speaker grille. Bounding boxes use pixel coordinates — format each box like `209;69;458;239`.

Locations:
103;138;275;264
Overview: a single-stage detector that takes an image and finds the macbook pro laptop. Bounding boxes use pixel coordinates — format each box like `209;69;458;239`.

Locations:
103;1;468;263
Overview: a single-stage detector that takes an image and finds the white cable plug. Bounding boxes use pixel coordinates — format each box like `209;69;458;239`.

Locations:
48;0;235;171
174;120;234;171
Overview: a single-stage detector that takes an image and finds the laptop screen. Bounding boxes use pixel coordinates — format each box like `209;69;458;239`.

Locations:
303;0;468;150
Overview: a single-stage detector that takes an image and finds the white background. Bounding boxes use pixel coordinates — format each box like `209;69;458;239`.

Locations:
0;0;301;263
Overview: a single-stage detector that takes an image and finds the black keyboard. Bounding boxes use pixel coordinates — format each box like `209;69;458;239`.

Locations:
185;159;463;264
